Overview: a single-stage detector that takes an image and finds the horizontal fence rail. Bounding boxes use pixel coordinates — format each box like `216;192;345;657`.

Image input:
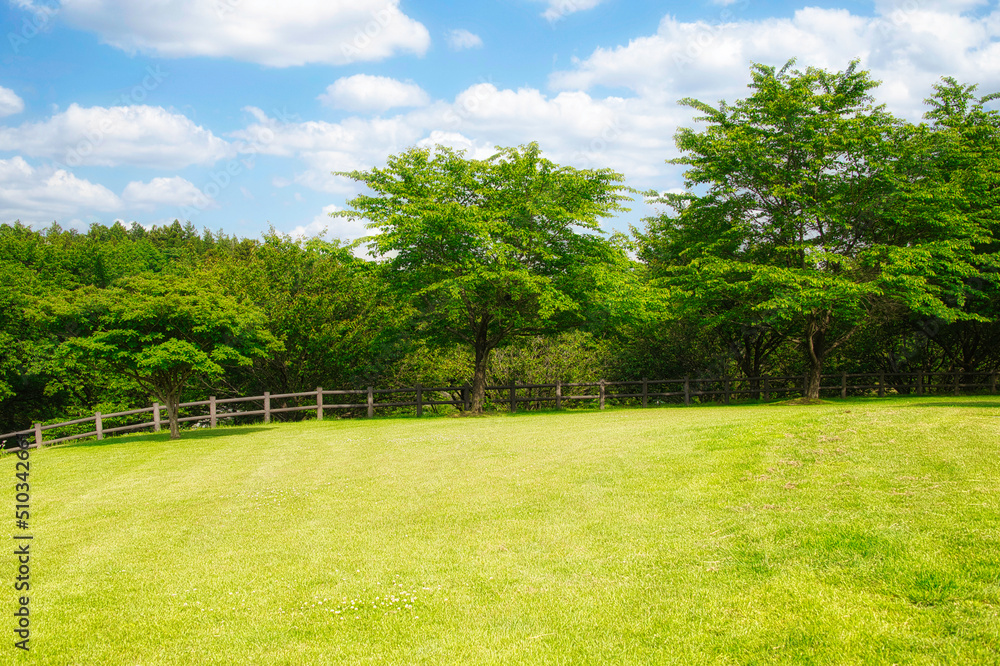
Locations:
2;371;997;450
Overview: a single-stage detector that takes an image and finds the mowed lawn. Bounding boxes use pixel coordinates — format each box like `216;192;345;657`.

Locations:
26;397;1000;664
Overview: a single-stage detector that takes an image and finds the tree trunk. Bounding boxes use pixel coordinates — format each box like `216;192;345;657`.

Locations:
805;356;824;399
167;393;181;439
469;338;490;414
804;313;828;400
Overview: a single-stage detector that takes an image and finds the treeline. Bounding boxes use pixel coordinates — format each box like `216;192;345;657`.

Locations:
2;62;999;433
0;220;613;432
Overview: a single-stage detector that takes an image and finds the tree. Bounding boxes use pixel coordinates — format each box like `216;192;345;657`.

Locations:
67;273;281;438
642;61;997;399
336;143;631;412
916;78;1000;379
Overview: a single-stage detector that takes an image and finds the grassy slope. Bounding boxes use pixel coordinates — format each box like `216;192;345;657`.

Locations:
26;397;1000;664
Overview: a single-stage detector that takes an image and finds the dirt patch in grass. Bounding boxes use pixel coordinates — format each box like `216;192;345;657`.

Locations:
773;397;830;406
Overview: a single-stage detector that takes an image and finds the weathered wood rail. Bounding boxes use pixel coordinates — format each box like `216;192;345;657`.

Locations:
2;370;996;450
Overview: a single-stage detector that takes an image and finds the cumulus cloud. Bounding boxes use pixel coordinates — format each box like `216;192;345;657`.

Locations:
446;29;483;51
0;86;25;117
231;109;432;192
33;0;429;67
549;6;1000;120
0;104;231;169
236;81;680;196
0;157;122;223
318;75;430;112
121;176;213;210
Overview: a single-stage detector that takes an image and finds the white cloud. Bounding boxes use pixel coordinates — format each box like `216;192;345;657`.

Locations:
415;130;491;156
318;75;430;112
549;7;1000;121
231;110;430;192
0;86;25;117
0;157;122;223
446;29;483;51
236;81;680;195
44;0;430;67
122;176;213;210
0;104;231;169
541;0;605;22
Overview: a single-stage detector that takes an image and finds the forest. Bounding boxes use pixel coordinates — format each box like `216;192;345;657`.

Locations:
2;62;998;436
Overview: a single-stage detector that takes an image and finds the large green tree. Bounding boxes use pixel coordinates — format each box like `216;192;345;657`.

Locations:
336;143;631;412
67;273;280;438
643;61;997;398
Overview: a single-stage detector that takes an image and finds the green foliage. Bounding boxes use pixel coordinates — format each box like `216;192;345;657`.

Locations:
336;142;632;411
3;67;1000;431
210;230;406;396
640;61;1000;397
66;273;280;438
489;330;610;386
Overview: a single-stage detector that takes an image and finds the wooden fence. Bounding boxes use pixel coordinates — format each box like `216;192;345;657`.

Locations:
2;370;997;450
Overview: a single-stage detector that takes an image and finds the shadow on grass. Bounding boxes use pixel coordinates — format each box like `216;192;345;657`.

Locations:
33;395;1000;453
58;425;274;450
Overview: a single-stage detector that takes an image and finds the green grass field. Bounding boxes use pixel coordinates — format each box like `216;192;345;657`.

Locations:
20;397;1000;664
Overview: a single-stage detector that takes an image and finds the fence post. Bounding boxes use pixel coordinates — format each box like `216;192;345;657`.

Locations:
210;396;217;428
264;391;271;424
509;382;516;414
95;412;103;440
555;380;562;410
416;383;423;417
642;378;648;408
462;383;470;411
878;371;885;398
917;372;924;396
762;377;770;402
153;402;161;432
316;387;324;421
954;372;960;396
367;387;374;418
841;372;847;399
599;379;606;410
684;375;691;406
34;423;42;448
723;378;730;405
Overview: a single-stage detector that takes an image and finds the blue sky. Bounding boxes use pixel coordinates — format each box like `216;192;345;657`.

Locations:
1;0;999;243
